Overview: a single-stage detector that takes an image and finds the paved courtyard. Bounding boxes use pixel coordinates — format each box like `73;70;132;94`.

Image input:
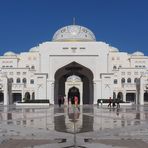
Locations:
1;104;148;147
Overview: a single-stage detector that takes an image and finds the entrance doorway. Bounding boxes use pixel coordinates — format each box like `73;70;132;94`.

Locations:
54;62;94;104
68;86;80;104
144;92;148;103
126;93;136;102
117;92;123;100
12;93;22;103
0;92;4;103
65;75;83;104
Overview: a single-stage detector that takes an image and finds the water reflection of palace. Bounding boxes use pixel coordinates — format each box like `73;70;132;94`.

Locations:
1;106;148;132
54;106;93;133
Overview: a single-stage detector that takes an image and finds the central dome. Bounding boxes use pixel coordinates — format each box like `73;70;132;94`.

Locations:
52;25;96;42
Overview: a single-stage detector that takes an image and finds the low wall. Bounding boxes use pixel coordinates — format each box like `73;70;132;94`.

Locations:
16;102;133;106
16;102;50;106
98;102;133;106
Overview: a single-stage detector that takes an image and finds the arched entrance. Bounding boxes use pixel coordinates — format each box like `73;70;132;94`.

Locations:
68;86;80;104
54;62;94;104
24;92;30;101
117;92;123;100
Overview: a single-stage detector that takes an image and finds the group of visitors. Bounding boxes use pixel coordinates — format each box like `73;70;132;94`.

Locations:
108;97;120;109
97;97;120;109
58;95;79;107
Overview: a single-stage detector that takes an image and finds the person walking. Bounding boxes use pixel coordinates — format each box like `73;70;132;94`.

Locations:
112;99;116;108
74;96;78;108
108;97;112;108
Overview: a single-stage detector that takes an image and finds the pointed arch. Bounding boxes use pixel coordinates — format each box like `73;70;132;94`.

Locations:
54;61;94;104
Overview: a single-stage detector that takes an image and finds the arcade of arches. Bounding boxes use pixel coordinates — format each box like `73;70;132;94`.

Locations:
0;92;35;104
54;62;94;105
113;91;148;104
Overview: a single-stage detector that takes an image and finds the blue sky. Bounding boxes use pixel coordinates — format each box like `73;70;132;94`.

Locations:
0;0;148;55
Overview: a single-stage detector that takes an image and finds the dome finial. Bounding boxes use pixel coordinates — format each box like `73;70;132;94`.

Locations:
73;17;76;25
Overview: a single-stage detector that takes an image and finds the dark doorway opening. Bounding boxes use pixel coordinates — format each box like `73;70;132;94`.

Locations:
12;93;22;103
144;92;148;102
117;92;123;100
0;92;4;103
54;62;94;104
68;87;80;104
24;92;30;101
126;93;136;102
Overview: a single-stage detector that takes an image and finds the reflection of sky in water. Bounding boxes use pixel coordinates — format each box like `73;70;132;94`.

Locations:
0;105;148;133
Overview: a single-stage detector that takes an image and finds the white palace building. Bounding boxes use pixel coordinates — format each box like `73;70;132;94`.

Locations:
0;24;148;105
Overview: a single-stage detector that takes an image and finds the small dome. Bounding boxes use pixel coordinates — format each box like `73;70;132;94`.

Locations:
67;75;81;82
4;51;16;56
52;25;96;42
29;47;39;52
109;46;119;52
132;51;144;56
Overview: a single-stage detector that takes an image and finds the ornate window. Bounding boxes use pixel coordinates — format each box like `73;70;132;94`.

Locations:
17;72;20;75
113;66;117;70
23;72;27;75
9;72;13;75
22;78;27;84
114;79;118;84
30;79;34;84
121;78;125;83
121;72;125;75
134;78;138;83
127;72;131;75
127;78;131;83
31;66;35;69
16;78;21;83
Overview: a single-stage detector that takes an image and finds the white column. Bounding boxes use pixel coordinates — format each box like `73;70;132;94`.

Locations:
50;82;54;104
3;77;9;105
93;82;97;104
22;85;25;102
123;91;126;102
140;77;144;105
30;91;32;100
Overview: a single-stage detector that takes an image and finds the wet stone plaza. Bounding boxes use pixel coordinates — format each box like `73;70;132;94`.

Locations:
1;105;148;147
